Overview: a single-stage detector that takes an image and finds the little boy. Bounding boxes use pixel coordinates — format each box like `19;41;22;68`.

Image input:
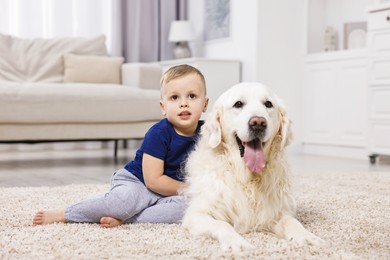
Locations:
33;64;209;227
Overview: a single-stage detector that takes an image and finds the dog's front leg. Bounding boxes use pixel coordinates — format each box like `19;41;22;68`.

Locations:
272;214;325;246
182;212;253;252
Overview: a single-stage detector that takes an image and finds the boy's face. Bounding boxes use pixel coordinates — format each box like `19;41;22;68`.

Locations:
160;73;208;136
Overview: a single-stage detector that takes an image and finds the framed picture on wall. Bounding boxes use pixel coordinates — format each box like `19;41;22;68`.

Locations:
204;0;231;41
344;22;367;50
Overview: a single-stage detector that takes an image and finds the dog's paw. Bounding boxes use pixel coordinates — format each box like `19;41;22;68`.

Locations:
220;233;254;253
288;229;327;247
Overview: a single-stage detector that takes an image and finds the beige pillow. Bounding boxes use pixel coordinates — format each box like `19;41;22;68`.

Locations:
63;53;124;84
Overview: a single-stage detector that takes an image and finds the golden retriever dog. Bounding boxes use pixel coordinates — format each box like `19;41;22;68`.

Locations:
182;82;324;252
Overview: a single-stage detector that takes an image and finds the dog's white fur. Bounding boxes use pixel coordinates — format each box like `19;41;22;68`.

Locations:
182;82;323;252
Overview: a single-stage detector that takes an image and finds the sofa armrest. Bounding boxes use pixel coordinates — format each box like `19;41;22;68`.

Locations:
121;63;162;90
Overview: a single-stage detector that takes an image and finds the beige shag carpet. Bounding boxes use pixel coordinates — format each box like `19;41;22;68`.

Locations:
1;171;389;259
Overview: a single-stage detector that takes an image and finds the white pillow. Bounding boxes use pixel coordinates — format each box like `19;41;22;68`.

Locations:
63;53;124;84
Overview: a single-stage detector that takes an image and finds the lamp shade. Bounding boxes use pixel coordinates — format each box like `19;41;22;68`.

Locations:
168;20;195;42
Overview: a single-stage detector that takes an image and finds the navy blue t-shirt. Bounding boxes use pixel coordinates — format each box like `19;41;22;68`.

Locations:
125;118;203;183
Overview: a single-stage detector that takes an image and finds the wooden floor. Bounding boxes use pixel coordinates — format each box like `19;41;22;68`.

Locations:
0;145;389;187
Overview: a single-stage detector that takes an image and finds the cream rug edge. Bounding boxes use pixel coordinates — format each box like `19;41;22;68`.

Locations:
1;171;389;259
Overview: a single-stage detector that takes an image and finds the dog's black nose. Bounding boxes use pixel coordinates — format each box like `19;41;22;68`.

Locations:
248;116;267;133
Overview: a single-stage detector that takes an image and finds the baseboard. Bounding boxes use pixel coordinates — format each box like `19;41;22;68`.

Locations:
290;143;369;160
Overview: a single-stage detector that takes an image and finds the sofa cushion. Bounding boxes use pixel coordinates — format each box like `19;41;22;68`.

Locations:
0;34;108;83
0;82;162;123
63;54;124;84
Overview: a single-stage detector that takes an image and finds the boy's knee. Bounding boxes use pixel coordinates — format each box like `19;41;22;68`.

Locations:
170;195;184;202
166;195;186;206
169;196;187;215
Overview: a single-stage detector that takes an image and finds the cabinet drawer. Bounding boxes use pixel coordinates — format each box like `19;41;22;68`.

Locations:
369;58;390;84
369;31;390;53
368;123;390;152
369;87;390;120
368;9;390;31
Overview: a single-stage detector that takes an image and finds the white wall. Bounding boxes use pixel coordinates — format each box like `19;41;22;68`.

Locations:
188;0;259;81
256;1;306;149
307;0;326;53
188;0;306;149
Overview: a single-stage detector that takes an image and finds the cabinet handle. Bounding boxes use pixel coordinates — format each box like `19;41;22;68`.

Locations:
387;16;390;22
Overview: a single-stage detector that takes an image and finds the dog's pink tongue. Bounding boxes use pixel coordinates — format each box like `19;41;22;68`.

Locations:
243;139;265;173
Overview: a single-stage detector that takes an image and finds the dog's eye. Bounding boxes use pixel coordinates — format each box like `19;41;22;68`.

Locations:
264;100;273;108
233;101;244;108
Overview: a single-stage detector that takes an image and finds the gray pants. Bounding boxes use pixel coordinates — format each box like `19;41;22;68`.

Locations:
65;169;186;224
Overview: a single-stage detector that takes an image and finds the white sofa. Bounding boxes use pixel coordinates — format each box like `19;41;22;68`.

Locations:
0;34;163;154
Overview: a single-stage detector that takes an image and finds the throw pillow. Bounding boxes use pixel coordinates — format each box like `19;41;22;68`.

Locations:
63;53;124;84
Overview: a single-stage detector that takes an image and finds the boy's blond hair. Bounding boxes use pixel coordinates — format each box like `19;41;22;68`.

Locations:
160;65;207;95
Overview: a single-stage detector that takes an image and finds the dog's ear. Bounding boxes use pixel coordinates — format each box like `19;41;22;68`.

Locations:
203;103;222;148
277;98;293;149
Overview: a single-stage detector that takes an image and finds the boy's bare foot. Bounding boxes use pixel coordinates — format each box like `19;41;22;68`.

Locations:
100;217;123;228
33;210;66;225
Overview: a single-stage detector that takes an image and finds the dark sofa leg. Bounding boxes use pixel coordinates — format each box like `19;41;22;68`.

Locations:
114;140;118;159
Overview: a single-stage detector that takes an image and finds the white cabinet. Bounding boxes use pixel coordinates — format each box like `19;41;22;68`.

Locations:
367;4;390;163
303;0;372;159
158;58;241;109
303;51;368;149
